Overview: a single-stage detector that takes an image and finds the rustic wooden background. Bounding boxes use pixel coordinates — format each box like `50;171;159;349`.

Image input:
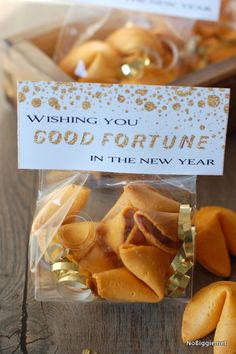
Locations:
0;104;235;354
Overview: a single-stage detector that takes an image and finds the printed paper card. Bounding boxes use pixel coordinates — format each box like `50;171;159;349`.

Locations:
76;0;221;21
17;82;230;175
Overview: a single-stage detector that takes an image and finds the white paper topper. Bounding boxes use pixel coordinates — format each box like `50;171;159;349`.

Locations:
17;82;230;175
75;0;221;21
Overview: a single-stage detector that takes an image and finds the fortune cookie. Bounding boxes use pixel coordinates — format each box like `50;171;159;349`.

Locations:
192;19;236;65
194;21;219;38
207;42;236;64
182;281;236;354
97;207;136;253
32;184;90;233
63;186;90;224
78;243;117;276
67;222;120;277
119;245;173;301
58;222;119;276
125;225;147;245
124;183;180;213
92;267;159;302
83;52;120;82
196;206;236;277
134;210;180;254
101;191;133;223
59;40;121;80
218;26;236;42
106;26;164;56
60;211;122;276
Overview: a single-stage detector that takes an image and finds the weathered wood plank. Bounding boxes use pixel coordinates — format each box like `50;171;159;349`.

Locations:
0;108;36;354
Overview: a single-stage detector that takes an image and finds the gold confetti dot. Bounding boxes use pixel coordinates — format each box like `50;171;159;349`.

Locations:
118;95;125;103
188;100;194;106
19;92;26;103
175;88;193;96
200;125;205;130
224;104;229;114
135;89;148;95
162;106;167;110
52;85;59;91
173;103;181;111
208;95;220;107
82;101;91;110
198;100;205;108
144;102;156;112
54;104;61;110
49;97;59;108
31;98;41;107
34;86;40;92
136;98;143;105
22;85;29;93
94;92;102;98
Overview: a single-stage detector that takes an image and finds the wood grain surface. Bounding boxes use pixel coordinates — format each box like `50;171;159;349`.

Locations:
0;107;236;354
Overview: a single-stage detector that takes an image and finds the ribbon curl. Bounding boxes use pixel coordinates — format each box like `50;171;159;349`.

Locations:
166;204;195;297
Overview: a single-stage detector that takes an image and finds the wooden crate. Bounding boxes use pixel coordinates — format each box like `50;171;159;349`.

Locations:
3;24;236;133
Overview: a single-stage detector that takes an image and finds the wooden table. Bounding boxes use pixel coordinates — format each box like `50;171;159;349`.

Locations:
0;107;235;354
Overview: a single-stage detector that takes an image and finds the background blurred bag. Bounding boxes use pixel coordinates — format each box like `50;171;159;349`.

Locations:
2;0;236;132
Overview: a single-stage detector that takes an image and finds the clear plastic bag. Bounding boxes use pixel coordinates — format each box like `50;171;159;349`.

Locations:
30;170;196;303
53;1;236;85
181;0;236;72
53;4;196;85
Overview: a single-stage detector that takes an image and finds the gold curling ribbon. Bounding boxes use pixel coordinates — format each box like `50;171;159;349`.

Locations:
121;48;152;77
51;260;94;301
82;349;99;354
166;205;195;298
121;56;150;77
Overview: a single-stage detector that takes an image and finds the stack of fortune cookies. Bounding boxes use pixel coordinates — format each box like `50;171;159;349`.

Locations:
59;26;184;85
35;182;190;302
59;0;236;85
